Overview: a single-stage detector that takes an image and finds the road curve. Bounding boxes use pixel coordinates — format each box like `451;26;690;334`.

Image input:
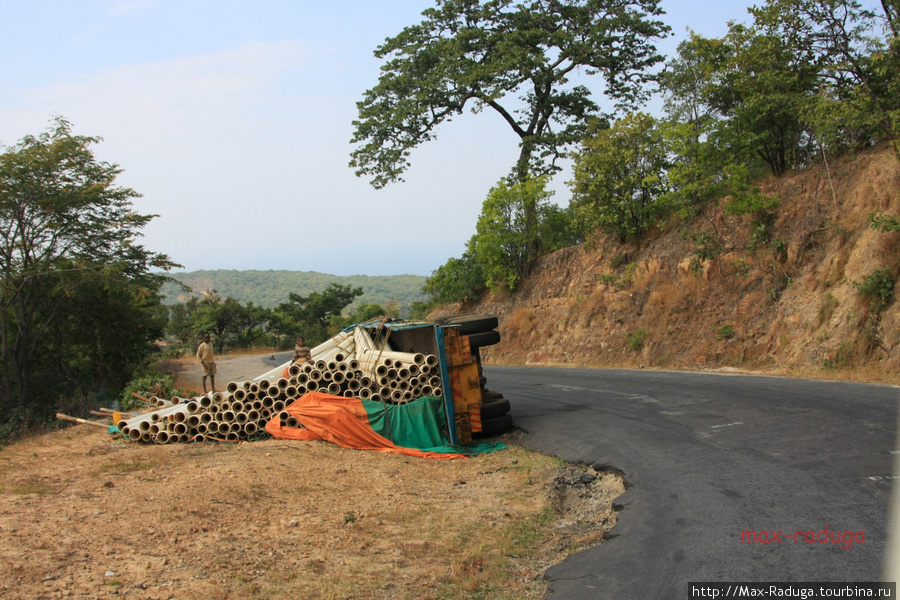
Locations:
483;366;899;600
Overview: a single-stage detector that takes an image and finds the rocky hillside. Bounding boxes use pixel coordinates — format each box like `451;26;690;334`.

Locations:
432;147;900;385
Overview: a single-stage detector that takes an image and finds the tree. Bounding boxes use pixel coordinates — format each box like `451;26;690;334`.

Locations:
749;0;900;155
166;292;274;352
0;118;178;420
350;0;670;261
48;265;169;403
422;252;486;305
272;284;364;346
570;112;671;242
467;176;572;291
333;302;388;331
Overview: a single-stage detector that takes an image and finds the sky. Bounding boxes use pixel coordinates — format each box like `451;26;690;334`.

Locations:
0;0;811;276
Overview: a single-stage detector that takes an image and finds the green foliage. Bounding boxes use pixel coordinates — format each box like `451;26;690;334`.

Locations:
468;178;540;292
597;274;620;286
685;230;723;272
751;0;900;155
626;328;647;351
408;301;432;321
869;211;900;232
423;252;487;305
167;292;273;353
271;283;364;347
655;0;900;212
570;113;672;243
660;119;730;215
350;0;670;189
715;325;735;340
332;302;389;331
350;0;669;271
424;176;579;299
853;268;897;314
119;362;186;411
721;164;782;248
467;176;575;292
0;118;178;425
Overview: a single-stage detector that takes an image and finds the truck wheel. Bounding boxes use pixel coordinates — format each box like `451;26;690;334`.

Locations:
476;413;513;436
467;330;501;349
480;397;510;419
437;314;498;335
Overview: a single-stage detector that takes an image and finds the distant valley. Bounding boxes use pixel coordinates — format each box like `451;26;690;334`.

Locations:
161;269;428;313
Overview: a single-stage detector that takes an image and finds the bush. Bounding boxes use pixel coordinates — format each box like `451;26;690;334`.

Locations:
627;328;647;351
716;325;735;340
120;362;187;411
854;268;897;314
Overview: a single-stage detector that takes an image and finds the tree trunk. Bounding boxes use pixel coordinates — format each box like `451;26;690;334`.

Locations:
514;142;540;277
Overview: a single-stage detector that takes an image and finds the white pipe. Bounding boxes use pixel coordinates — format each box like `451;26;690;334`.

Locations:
252;360;292;383
310;331;352;360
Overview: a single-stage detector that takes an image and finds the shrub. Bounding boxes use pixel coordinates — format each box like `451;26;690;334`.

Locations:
853;268;896;314
627;329;647;351
716;325;735;340
120;362;187;411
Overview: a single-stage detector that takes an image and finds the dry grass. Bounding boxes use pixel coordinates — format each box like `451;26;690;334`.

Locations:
0;426;623;600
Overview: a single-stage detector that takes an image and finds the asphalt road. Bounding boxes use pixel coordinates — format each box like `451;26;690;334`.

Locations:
483;366;899;599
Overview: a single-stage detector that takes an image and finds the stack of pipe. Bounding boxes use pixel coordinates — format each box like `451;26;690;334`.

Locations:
117;382;286;444
119;324;444;444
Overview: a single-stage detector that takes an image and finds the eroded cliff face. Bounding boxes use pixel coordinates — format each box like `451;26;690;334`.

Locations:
431;147;900;384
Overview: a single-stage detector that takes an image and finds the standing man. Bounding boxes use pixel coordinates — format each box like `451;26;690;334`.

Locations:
196;333;216;395
292;336;312;366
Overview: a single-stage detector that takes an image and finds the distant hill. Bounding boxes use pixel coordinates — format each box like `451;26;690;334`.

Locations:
161;269;428;313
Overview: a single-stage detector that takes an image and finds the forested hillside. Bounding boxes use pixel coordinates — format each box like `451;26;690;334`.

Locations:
431;146;900;384
161;270;427;311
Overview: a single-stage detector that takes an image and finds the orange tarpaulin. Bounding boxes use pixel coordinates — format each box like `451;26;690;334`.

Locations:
265;392;467;459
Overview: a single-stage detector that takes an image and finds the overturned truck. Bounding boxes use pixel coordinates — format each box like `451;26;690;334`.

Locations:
117;315;510;446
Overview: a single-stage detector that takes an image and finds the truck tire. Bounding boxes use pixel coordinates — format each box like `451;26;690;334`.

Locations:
480;397;510;419
467;330;501;349
476;413;513;436
436;314;498;335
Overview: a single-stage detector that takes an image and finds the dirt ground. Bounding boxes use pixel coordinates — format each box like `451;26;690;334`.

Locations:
0;353;625;600
171;351;282;396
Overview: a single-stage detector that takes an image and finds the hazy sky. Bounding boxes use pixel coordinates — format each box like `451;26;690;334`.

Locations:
0;1;821;276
